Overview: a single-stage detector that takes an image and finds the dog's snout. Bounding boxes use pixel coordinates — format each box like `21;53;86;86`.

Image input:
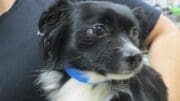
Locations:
124;53;142;65
111;45;142;71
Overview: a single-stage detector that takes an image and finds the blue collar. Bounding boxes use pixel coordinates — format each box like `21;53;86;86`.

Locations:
64;63;90;84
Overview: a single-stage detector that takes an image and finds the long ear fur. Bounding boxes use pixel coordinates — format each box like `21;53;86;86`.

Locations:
38;0;73;63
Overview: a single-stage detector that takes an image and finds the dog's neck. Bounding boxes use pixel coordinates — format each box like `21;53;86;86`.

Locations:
38;70;132;101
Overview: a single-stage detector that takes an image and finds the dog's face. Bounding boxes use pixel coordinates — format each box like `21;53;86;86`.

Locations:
39;0;143;77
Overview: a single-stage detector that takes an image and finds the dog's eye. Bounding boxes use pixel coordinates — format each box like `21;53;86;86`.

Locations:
87;24;107;38
129;27;140;46
129;27;139;39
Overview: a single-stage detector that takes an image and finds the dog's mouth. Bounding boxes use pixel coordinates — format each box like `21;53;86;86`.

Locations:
87;62;142;81
64;62;143;84
107;65;142;80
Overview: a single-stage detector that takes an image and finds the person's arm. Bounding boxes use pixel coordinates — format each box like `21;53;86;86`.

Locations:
146;14;180;101
0;0;15;15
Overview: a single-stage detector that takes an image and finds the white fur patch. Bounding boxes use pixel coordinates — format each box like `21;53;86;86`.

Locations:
37;70;63;92
121;39;141;57
48;78;113;101
37;68;141;101
37;70;114;101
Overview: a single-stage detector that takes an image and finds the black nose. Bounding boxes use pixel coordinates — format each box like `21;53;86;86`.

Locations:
112;46;142;71
124;54;142;65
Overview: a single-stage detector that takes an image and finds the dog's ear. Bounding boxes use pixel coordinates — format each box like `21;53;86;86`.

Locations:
38;0;73;62
39;0;72;34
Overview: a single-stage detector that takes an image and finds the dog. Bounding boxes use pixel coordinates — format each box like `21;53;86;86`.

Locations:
36;0;167;101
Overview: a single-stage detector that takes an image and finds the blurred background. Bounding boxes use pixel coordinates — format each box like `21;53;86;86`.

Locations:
144;0;180;28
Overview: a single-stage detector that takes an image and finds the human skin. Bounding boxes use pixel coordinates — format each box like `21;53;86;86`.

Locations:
0;0;15;15
0;0;180;101
146;15;180;101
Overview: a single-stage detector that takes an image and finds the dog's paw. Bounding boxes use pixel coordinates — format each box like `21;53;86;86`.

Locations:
37;70;63;92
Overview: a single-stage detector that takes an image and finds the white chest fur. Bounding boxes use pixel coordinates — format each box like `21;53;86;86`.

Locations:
38;70;114;101
49;79;113;101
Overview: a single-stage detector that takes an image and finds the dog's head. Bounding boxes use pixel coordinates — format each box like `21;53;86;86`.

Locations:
39;0;144;78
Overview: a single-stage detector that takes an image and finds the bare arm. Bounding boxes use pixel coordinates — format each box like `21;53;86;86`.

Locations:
0;0;15;15
146;14;180;101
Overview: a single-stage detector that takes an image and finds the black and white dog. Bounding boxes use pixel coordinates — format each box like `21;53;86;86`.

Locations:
37;0;167;101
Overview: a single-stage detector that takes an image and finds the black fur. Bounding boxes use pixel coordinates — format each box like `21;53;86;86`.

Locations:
38;0;167;101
